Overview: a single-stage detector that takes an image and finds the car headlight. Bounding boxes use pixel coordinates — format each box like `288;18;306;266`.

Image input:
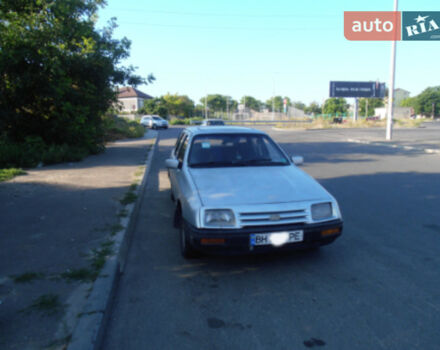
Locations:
204;209;235;227
311;203;333;221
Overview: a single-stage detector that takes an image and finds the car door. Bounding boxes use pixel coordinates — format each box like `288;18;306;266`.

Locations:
169;132;188;198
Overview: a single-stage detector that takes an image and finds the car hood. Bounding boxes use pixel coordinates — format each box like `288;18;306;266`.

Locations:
188;166;330;207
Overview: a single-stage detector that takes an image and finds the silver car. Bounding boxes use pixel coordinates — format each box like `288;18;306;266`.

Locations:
166;126;343;258
140;115;169;129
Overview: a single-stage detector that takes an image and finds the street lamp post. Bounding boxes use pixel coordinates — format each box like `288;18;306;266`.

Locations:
386;0;398;140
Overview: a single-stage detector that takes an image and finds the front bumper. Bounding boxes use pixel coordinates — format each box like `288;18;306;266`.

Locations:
185;219;343;254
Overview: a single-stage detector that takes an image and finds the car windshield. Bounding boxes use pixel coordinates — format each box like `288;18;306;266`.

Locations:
188;133;290;168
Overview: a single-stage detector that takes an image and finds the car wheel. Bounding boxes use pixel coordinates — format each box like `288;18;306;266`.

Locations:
180;219;198;259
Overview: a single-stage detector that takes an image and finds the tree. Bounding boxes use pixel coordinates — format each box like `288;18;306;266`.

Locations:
411;86;440;117
292;101;306;111
322;98;348;115
0;0;151;156
266;96;291;112
200;94;228;113
162;94;194;118
240;96;262;111
400;97;417;109
304;102;322;115
359;98;384;117
138;98;168;118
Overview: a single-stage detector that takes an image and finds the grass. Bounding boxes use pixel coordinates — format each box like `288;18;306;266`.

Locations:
0;168;26;182
120;191;137;205
61;268;98;282
45;334;72;350
61;240;115;282
134;166;145;177
12;272;44;283
22;294;62;315
103;114;145;141
117;209;128;218
91;241;114;271
110;223;124;235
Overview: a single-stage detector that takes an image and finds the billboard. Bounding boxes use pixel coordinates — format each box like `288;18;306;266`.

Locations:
330;81;385;98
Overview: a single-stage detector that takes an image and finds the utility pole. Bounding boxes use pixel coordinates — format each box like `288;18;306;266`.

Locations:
226;96;229;120
205;95;208;119
386;0;398;140
354;98;359;121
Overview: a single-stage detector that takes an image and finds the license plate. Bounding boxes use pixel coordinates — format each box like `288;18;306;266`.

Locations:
250;230;304;247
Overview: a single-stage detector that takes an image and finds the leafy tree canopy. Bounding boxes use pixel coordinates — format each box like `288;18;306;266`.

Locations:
322;98;348;115
0;0;152;152
292;101;306;111
161;93;194;118
359;98;384;117
266;96;291;112
240;96;263;111
304;102;322;115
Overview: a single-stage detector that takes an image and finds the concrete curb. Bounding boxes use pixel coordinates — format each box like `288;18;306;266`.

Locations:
346;138;440;155
67;131;159;350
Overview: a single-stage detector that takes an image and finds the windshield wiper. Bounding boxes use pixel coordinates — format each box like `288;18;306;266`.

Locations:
235;158;288;166
190;161;236;168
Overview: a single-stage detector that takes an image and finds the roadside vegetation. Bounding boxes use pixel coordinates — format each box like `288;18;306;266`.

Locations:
275;117;426;130
0;168;26;182
0;0;153;174
102;113;145;142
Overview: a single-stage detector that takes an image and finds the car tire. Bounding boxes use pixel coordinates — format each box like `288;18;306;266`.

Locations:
180;219;198;259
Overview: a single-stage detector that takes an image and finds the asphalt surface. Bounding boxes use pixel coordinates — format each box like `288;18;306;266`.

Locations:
102;125;440;350
0;135;153;350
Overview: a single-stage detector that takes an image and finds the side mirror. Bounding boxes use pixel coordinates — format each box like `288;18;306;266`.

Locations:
165;159;179;169
291;156;304;166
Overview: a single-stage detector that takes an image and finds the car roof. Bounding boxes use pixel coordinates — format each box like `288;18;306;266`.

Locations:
185;126;266;136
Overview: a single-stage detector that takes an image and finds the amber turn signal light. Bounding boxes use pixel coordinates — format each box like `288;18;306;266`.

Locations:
200;238;225;245
321;228;341;236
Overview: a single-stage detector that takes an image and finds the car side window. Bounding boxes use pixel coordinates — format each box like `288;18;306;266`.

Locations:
174;132;185;154
177;135;189;162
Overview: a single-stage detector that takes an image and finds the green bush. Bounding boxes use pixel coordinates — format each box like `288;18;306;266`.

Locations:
170;119;189;125
0;135;90;168
0;168;26;182
102;114;145;141
169;117;204;126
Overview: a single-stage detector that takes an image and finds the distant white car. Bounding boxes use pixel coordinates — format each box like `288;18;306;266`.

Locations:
140;115;169;129
201;119;225;126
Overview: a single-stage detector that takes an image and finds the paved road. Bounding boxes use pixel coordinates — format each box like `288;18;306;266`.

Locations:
102;126;440;350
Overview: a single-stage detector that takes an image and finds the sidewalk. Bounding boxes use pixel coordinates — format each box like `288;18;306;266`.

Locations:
0;131;156;350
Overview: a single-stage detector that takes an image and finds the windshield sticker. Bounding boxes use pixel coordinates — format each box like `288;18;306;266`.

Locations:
201;142;211;149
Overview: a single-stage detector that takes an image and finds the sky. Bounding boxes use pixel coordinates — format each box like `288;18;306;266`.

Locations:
96;0;440;105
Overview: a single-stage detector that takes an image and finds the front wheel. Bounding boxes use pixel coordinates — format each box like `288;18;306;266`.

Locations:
180;220;198;259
